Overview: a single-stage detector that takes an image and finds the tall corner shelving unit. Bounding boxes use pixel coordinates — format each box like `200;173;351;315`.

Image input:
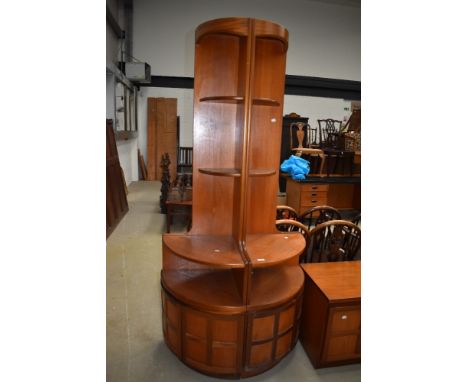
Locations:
161;17;306;378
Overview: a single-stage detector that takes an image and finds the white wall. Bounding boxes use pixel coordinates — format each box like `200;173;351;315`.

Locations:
106;0;139;184
116;139;138;186
133;0;360;80
132;0;360;160
284;95;352;130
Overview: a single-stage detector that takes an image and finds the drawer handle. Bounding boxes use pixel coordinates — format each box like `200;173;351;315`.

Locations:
311;200;317;203
311;193;317;196
341;315;348;320
311;187;318;190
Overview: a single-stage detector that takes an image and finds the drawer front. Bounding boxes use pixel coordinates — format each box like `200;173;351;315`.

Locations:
329;306;360;334
300;191;328;205
300;184;329;192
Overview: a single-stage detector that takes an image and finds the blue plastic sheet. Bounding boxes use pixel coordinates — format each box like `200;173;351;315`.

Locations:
280;155;310;180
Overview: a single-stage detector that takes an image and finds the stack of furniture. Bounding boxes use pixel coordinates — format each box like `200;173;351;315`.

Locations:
161;17;306;378
279;113;309;192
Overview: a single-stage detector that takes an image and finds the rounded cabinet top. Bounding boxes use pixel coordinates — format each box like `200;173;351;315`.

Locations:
196;17;288;48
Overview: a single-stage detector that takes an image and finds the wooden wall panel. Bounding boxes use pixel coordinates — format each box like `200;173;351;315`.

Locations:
147;98;178;181
147;98;157;180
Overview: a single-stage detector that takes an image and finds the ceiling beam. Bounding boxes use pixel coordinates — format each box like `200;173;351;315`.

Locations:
138;75;360;100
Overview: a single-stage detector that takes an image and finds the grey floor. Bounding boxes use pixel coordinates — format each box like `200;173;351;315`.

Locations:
106;181;361;382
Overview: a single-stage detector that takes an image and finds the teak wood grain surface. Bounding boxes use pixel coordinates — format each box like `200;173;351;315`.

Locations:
300;261;361;368
301;261;360;302
161;18;304;378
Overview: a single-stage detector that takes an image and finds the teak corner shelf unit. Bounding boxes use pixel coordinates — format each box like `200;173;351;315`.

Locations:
161;18;305;378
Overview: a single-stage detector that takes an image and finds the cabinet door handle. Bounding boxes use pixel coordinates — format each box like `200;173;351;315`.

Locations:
341;315;348;320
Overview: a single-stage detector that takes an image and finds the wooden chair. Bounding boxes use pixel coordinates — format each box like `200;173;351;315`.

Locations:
318;119;343;148
303;220;361;263
351;212;361;226
276;205;298;220
299;205;341;230
275;219;310;261
291;148;325;176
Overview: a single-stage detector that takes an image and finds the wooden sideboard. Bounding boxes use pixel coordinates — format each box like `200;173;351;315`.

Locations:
286;177;360;214
300;261;361;368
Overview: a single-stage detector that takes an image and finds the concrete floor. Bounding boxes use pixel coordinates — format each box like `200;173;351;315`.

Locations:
106;181;361;382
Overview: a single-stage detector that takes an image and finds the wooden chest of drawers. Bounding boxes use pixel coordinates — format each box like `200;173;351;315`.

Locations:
286;178;360;214
300;261;360;368
286;180;329;214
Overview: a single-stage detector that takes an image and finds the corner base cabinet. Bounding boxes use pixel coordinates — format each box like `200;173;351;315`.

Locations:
161;18;305;378
300;261;361;368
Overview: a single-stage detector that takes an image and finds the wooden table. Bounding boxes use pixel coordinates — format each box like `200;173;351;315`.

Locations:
300;261;361;368
165;193;192;233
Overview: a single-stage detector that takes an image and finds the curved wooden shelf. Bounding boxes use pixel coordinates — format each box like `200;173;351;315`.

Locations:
162;265;303;316
163;234;245;268
196;17;249;42
249;169;277;176
200;96;243;103
245;233;305;267
195;17;288;49
249;265;304;310
199;168;241;177
199;96;280;106
198;168;276;177
161;269;245;314
252;98;280;106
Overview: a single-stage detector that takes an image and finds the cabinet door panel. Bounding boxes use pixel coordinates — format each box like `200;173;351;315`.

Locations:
329;306;360;333
324;334;360;362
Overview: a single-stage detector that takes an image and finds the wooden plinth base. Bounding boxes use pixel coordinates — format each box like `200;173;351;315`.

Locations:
161;281;303;378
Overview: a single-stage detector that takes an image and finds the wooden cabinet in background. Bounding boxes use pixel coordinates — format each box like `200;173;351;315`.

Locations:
300;261;361;368
161;18;305;379
147;97;177;181
286;178;360;214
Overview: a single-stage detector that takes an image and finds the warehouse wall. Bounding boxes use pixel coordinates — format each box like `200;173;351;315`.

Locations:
132;0;360;163
107;0;139;184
